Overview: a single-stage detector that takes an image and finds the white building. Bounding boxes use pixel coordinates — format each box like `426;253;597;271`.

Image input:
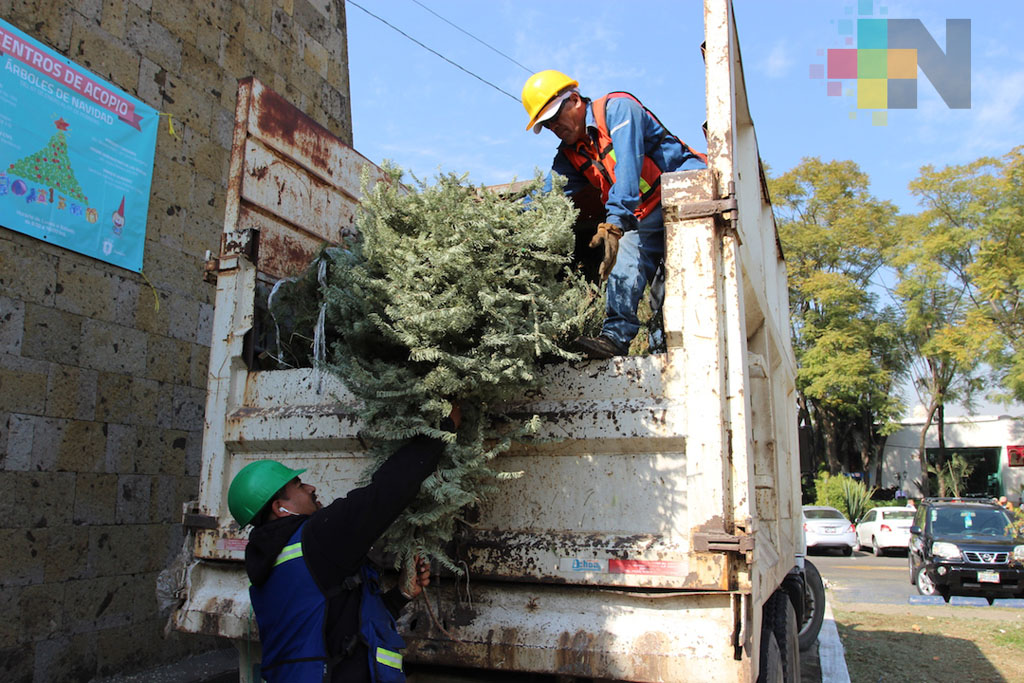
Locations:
881;414;1024;501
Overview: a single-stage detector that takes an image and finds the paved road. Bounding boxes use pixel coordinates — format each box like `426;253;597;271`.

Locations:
809;547;1024;608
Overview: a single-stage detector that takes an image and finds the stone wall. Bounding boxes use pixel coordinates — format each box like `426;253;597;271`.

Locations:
0;1;351;680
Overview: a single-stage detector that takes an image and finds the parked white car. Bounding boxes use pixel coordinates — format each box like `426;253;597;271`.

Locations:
803;505;857;556
855;506;915;556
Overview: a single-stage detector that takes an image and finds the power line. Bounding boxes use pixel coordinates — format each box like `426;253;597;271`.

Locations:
346;0;521;102
409;0;534;75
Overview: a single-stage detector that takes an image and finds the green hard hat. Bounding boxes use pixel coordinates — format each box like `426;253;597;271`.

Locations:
228;460;306;527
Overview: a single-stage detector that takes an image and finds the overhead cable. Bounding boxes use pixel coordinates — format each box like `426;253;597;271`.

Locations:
410;0;535;74
346;0;520;102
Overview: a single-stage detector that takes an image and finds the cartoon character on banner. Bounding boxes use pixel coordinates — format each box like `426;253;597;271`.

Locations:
86;208;98;223
111;197;125;236
0;172;8;196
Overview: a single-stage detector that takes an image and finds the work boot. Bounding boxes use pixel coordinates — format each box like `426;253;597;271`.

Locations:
573;335;628;360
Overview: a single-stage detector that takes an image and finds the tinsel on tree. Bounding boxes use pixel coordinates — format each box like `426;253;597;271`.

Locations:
268;165;600;568
8;117;88;203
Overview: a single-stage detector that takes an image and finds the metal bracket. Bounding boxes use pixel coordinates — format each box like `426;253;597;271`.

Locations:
693;530;754;553
203;229;260;284
663;196;738;223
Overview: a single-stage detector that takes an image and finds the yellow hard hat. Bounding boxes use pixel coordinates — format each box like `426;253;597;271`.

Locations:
522;70;579;131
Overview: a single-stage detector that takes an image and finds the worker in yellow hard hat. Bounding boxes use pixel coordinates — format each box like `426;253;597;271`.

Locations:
522;69;707;360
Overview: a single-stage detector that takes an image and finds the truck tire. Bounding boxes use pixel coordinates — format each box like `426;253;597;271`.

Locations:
763;590;801;682
798;560;825;651
758;622;784;683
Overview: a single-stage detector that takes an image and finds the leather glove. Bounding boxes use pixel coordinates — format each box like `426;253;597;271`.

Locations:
590;222;623;281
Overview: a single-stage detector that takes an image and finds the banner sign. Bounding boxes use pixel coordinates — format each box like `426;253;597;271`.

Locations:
0;19;157;272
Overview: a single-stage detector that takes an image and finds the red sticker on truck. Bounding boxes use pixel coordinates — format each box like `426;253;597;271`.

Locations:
608;559;686;575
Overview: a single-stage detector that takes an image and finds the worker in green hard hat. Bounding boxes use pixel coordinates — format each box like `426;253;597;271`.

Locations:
227;404;461;683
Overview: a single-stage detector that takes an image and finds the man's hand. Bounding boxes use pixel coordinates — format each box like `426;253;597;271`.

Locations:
399;555;431;601
590;222;623;281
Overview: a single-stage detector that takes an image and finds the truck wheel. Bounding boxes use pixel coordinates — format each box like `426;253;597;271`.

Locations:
758;620;784;683
763;590;800;682
798;560;825;651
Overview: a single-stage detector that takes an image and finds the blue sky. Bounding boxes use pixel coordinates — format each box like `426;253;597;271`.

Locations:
344;0;1023;415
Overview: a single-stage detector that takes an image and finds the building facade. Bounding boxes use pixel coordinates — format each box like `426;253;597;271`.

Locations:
881;414;1024;501
0;1;352;680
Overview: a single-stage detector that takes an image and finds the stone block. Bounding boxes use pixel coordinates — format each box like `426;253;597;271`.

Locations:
194;138;230;184
189;343;210;390
0;296;24;355
0;528;46;587
171;385;204;431
146;192;186;251
271;6;293;43
151;1;198;49
95;371;133;424
63;574;134;633
165;292;200;343
150;474;178;523
128;376;160;427
31;631;97;683
158;77;213;134
0;355;48;414
103;422;137;473
293;0;332;44
45;364;98;420
6;2;73;50
196;301;214;347
56;420;106;472
184;430;202;477
7;414;64;472
149;156;194;207
179;41;224;101
79;318;148;375
87;525;156;577
303;30;328;78
21;302;83;366
135;427;187;475
43;525;91;582
15;583;65;642
145;335;191;384
116;473;152;523
73;472;117;524
125;8;183;72
134;286;170;337
100;0;128;39
0;641;33;683
69;19;140;92
0;234;58;306
0;472;76;528
3;414;33;471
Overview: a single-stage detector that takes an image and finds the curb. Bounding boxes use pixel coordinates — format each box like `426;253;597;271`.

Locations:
818;599;851;683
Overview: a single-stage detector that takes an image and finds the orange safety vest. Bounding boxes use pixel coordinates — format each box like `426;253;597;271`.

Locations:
559;92;706;222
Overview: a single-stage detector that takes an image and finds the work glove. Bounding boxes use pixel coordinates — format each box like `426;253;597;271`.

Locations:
399;555;431;600
590;222;624;281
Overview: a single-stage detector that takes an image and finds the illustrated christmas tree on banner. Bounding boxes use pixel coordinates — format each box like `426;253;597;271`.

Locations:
8;117;88;204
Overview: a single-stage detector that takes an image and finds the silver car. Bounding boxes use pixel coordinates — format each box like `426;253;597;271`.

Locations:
856;506;915;556
803;505;857;556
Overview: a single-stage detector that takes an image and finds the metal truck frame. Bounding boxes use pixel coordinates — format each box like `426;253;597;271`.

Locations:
173;2;803;680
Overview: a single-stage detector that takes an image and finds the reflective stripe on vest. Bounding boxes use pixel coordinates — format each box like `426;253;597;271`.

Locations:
274;542;302;567
560;91;691;222
375;647;403;670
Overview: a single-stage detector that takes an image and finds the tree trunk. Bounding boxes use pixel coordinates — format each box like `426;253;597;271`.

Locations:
916;401;939;498
936;403;948;496
819;407;843;474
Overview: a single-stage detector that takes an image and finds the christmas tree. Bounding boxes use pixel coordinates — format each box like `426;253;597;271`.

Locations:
269;165;601;568
8;117;88;203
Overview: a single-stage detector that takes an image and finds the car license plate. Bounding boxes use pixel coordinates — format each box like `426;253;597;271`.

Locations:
824;527;837;534
978;570;1000;583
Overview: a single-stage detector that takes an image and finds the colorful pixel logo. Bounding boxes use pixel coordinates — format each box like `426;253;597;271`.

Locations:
811;1;970;125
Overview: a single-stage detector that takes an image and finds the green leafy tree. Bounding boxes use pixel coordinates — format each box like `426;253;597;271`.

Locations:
896;157;1002;496
271;166;600;569
770;158;905;478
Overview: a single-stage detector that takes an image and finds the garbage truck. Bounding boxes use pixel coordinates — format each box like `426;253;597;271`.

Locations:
172;1;812;680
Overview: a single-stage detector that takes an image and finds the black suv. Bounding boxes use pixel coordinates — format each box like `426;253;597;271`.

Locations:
909;498;1024;604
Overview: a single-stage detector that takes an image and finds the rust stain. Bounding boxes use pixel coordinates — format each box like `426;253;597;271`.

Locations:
255;85;334;175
